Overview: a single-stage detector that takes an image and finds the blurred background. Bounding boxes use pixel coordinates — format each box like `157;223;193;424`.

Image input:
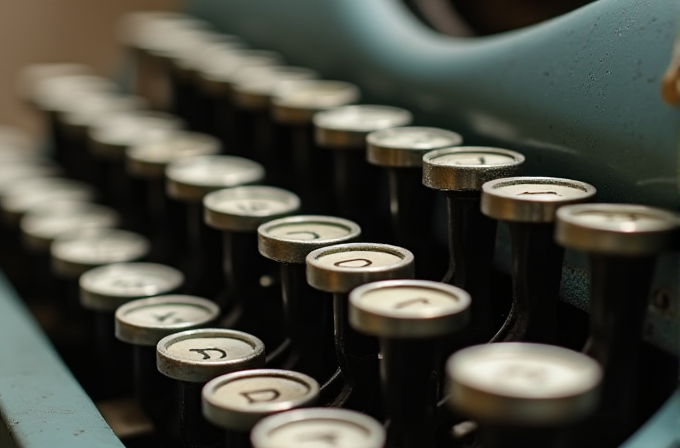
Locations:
0;0;179;136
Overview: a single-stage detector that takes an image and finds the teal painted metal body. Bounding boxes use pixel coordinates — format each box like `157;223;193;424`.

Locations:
0;273;124;448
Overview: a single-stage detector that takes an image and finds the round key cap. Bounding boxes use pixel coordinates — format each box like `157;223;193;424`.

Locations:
258;215;362;264
556;203;679;256
314;105;412;149
555;203;678;442
0;162;61;194
127;130;221;178
18;63;91;104
349;279;470;339
79;262;183;312
1;177;96;225
166;155;265;202
89;110;184;160
51;228;150;278
158;329;265;383
204;186;301;232
482;177;597;223
232;66;318;111
422;146;525;191
367;126;463;168
198;50;284;97
251;408;386;448
62;93;148;130
447;343;602;425
306;243;415;293
21;201;120;252
272;80;360;125
481;177;596;343
33;75;116;113
116;295;219;346
202;369;320;431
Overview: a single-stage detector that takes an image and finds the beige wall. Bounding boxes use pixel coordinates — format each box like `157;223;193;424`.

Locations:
0;0;180;136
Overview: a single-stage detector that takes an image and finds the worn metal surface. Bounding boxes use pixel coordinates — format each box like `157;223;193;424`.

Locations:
0;273;124;448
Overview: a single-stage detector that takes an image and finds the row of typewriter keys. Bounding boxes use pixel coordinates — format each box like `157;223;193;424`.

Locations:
1;10;677;448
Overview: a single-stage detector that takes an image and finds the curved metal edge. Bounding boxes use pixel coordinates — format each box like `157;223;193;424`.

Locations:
0;271;124;448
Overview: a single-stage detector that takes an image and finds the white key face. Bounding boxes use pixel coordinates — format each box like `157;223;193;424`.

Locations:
430;151;517;167
267;222;352;242
354;286;467;319
130;134;219;163
94;114;179;147
452;345;602;399
85;270;179;296
211;376;312;412
122;302;215;328
315;250;403;270
571;209;673;232
489;182;591;202
167;337;256;363
370;127;461;150
274;81;358;109
212;198;294;217
167;156;264;187
53;231;149;264
23;207;118;240
315;106;411;132
267;419;373;448
3;179;94;214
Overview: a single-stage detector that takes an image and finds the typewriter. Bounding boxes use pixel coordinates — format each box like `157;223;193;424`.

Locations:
0;0;678;447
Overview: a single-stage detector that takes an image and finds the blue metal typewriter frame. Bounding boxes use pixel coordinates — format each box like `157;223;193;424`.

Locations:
1;0;678;446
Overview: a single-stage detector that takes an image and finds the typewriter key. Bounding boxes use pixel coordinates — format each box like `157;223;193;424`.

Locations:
121;13;211;111
555;203;679;445
21;201;120;253
32;74;115;168
251;408;386;448
127;130;221;260
169;34;248;129
166;155;265;202
306;243;414;416
204;186;301;348
258;215;361;378
52;228;150;279
197;49;283;153
481;177;596;343
79;262;181;392
447;343;602;448
233;65;318;188
367;126;463;277
1;177;96;227
89;110;183;227
80;262;184;312
116;295;219;438
314;105;412;239
21;201;120;302
18;62;91;107
60;93;147;182
202;369;319;447
271;80;360;213
159;329;266;448
51;227;151;319
423;147;524;343
350;279;470;448
166;155;265;296
0;162;62;282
